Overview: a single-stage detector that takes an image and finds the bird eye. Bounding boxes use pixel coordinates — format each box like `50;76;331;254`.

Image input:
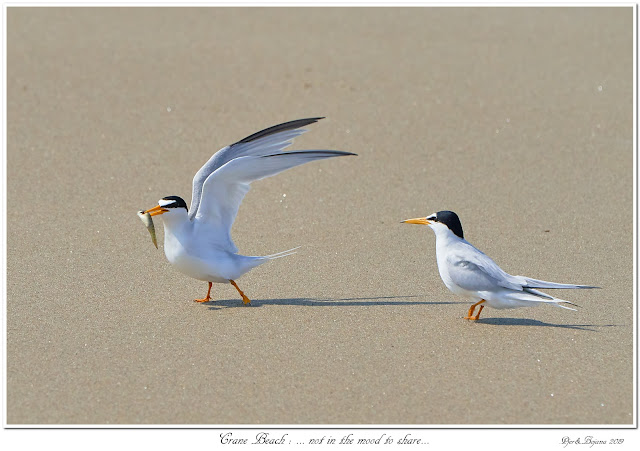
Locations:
428;216;437;222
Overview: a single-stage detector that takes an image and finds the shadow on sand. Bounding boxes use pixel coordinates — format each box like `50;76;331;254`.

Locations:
202;294;463;309
473;317;618;332
198;296;618;332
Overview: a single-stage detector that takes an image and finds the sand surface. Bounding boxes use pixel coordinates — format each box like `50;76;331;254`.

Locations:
6;7;633;425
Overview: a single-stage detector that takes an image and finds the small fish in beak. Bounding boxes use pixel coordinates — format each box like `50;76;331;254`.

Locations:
137;210;158;249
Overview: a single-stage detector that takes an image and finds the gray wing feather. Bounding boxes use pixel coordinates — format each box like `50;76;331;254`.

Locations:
519;277;598;289
447;241;598;293
446;258;506;292
189;117;324;220
194;150;355;252
446;242;525;292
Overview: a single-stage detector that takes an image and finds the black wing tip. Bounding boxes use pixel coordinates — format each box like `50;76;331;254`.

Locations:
262;150;357;158
236;117;326;145
525;283;601;290
325;150;357;157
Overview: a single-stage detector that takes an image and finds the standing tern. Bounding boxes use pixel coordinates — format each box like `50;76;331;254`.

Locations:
402;210;597;320
142;117;355;305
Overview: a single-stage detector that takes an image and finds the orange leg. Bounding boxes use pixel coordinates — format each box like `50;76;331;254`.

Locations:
194;282;213;303
465;300;486;320
230;279;252;305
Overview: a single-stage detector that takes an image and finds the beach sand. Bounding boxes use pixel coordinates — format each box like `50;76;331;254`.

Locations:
6;7;633;424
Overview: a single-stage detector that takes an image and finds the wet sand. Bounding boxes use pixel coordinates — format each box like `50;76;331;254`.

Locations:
6;7;633;425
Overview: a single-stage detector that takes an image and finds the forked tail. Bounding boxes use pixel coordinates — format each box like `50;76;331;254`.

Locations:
265;246;301;260
520;287;579;311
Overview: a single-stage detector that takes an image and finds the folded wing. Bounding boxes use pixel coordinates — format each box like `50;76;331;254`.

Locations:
518;277;598;290
446;242;525;292
447;242;598;294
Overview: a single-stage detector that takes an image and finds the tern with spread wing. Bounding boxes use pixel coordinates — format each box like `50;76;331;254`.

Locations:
402;210;597;320
143;117;355;304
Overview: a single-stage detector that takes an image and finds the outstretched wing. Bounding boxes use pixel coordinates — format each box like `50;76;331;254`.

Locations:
194;150;355;252
189;117;324;220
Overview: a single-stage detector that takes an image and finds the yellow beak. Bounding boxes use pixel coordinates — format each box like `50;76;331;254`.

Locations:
401;217;431;225
143;205;169;217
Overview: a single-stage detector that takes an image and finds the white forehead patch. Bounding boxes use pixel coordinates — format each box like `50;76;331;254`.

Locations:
158;198;173;207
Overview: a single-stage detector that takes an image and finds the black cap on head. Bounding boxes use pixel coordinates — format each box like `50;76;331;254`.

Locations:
435;210;464;239
161;195;188;211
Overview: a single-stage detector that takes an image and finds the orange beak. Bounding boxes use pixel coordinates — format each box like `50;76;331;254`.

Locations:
143;205;169;217
401;217;431;225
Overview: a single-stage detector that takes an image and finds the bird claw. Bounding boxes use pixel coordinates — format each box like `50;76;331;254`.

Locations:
464;302;485;321
229;279;252;305
194;282;213;303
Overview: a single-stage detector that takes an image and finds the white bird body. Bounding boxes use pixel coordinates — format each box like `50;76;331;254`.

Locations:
160;209;266;283
404;210;597;319
143;117;355;304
